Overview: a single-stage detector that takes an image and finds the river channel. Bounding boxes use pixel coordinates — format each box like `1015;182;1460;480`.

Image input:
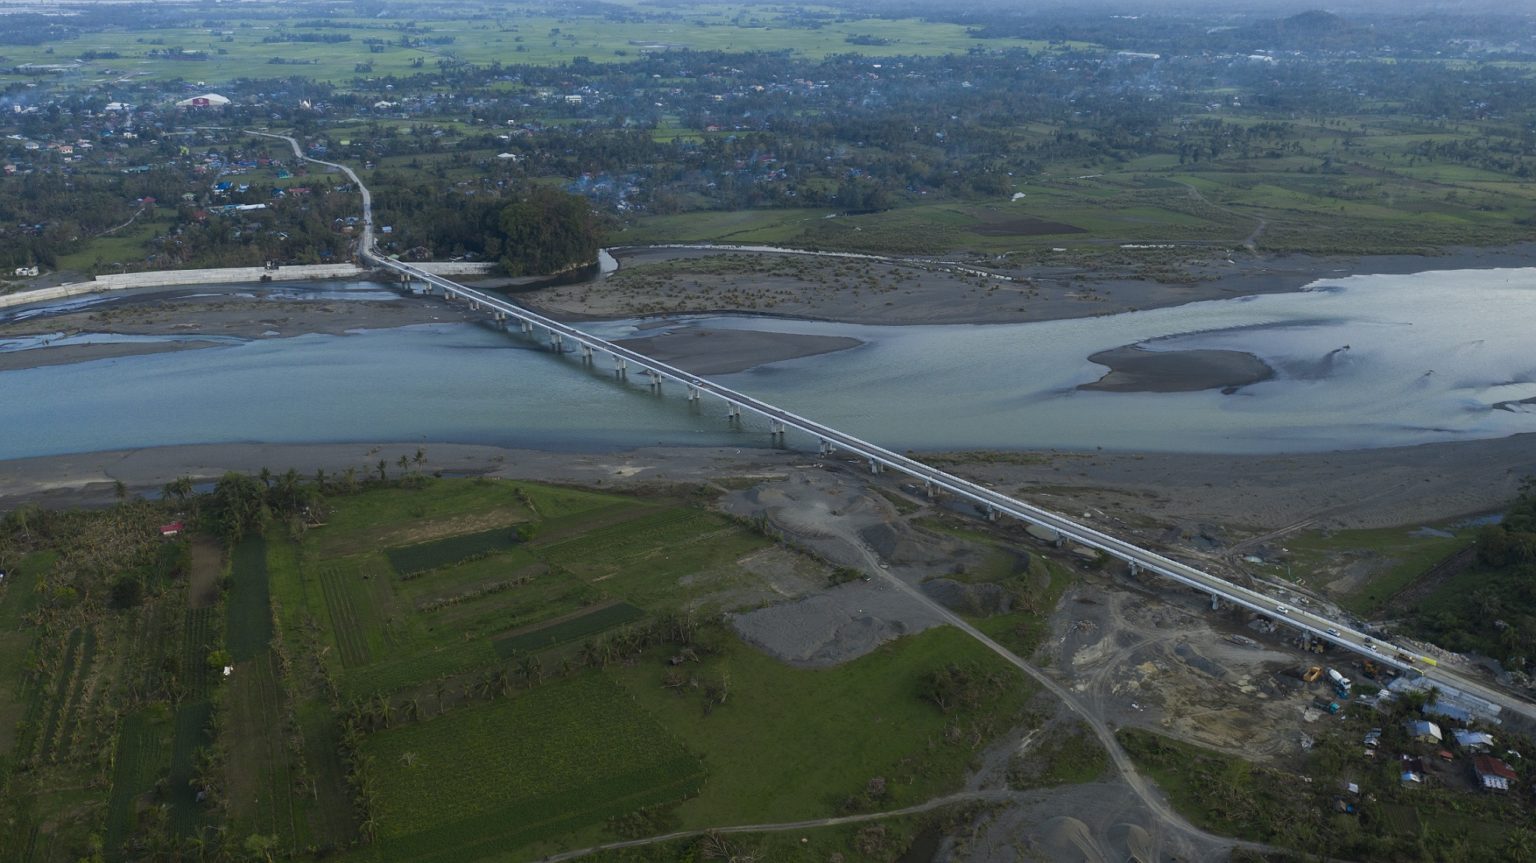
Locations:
2;266;1534;460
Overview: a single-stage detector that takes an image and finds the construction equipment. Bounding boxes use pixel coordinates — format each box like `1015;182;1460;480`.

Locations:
1303;665;1324;683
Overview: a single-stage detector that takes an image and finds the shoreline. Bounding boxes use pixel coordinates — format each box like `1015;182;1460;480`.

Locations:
0;434;1529;532
517;240;1536;328
2;242;1534;526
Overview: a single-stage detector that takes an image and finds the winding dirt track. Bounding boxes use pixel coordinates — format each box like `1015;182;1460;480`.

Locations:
824;518;1273;860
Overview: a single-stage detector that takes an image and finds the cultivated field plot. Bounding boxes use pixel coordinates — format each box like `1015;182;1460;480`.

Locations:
384;527;523;577
362;674;705;863
276;481;773;700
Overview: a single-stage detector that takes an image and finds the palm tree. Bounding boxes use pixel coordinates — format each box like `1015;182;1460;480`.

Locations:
403;697;421;723
413;447;427;470
517;656;542;687
241;833;279;863
376;459;388;481
163;475;194;506
375;696;395;729
397;455;410;474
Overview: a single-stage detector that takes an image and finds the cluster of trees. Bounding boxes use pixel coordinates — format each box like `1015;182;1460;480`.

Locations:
1411;482;1536;678
367;177;602;273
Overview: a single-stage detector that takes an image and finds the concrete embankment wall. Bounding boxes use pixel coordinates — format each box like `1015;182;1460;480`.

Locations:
0;261;500;311
0;263;367;310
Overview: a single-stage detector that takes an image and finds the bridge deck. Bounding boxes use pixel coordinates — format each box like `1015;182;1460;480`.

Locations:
359;248;1529;724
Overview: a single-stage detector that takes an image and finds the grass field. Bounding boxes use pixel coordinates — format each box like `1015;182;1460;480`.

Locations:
363;674;705;862
1117;727;1307;843
166;700;213;836
0;551;52;765
492;602;646;658
611;625;1034;829
0;477;1075;862
1008;721;1109;789
265;479;777;700
105;708;175;852
225;650;304;849
0;7;1077;87
181;607;217;699
227;537;274;662
384;527;523;577
1271;525;1472;615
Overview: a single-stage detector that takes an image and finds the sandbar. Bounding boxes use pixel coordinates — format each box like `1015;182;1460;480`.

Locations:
1081;346;1274;393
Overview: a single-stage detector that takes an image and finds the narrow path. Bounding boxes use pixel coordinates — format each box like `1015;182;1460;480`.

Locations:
1174;179;1267;254
96;205;146;237
534;790;1014;863
830;525;1268;859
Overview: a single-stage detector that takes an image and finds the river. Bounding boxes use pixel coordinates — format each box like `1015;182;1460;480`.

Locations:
1;266;1533;460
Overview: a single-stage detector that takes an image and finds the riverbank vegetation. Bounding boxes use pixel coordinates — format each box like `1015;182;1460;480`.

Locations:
0;472;1038;862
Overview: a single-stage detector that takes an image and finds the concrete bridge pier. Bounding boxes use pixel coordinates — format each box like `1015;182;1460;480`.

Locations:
1127;560;1141;577
470;300;480;312
726;402;742;421
769;420;786;440
520;319;533;334
817;437;833;456
868;459;883;475
613;355;628;377
984;505;1000;523
550;332;563;353
581;344;594;364
922;481;934;499
687;385;701;401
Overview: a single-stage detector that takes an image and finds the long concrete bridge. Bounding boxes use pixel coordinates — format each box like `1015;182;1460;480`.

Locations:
246;128;1528;724
367;255;1532;724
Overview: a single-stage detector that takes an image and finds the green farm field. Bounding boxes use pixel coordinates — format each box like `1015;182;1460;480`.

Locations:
0;3;1078;88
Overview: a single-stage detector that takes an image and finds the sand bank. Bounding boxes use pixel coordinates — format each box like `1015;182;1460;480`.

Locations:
1;432;1530;533
519;242;1536;328
613;327;862;374
1081;346;1274;393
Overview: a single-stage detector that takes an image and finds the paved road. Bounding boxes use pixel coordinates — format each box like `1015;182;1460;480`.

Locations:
246;130;374;256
